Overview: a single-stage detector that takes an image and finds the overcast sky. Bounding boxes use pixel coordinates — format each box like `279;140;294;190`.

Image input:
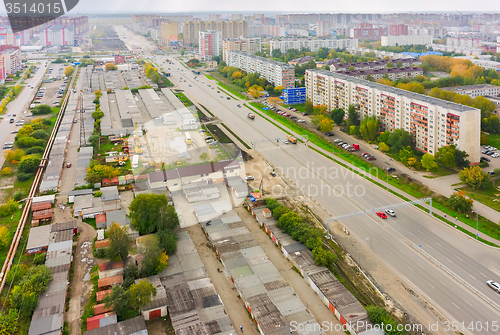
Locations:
48;0;500;14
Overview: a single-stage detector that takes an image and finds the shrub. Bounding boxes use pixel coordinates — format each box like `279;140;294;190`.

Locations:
33;253;46;265
25;146;45;155
13;191;23;201
17;172;33;182
0;167;12;175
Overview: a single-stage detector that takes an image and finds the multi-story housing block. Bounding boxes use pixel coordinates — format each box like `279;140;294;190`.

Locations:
441;84;500;98
270;38;358;54
183;20;248;45
160;21;179;46
199;30;222;61
305;69;480;162
350;23;388;40
381;35;432;46
221;38;261;63
226;51;295;88
330;58;422;72
337;67;423;81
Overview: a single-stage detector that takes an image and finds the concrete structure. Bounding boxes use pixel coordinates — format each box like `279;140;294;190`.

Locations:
226;51;295;89
136;275;168;320
350;23;387;40
316;21;331;37
198;30;222;61
183;20;248;45
288;56;315;66
498;36;500;54
428;44;483;56
221;37;262;63
160;21;179;46
330;58;421;72
270;38;358;54
389;24;409;36
305;69;481;162
337;67;423;81
381;35;432;46
40;25;75;47
441;84;500;98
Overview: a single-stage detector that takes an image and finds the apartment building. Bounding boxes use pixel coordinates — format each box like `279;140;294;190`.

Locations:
226;51;295;88
497;36;500;54
288;56;315;66
182;20;248;45
270;38;358;54
381;35;433;46
198;31;222;61
337;67;423;81
160;21;179;46
389;24;408;36
40;25;74;47
330;58;422;72
350;23;388;40
441;84;500;98
221;37;261;63
316;21;331;37
305;69;480;162
428;44;483;56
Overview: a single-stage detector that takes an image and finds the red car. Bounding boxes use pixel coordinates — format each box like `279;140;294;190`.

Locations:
376;211;387;219
362;152;370;157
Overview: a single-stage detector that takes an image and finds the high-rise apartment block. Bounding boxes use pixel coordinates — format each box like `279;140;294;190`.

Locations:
182;20;248;45
316;21;331;37
222;38;262;63
350;23;387;40
381;35;433;46
209;14;221;21
305;69;480;162
226;51;295;89
161;21;179;46
389;24;408;36
497;36;500;54
270;38;358;54
40;25;74;47
199;30;222;61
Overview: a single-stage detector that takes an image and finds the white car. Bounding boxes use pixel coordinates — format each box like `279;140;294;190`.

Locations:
385;209;396;217
492;153;500;158
283;140;290;144
244;176;255;181
297;119;305;123
334;139;342;143
487;280;500;293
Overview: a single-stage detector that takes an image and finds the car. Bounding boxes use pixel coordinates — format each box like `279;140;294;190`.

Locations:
334;139;342;143
487;151;494;156
367;156;376;161
376;211;387;219
290;116;297;119
324;132;334;137
492;153;500;158
220;95;223;98
302;112;309;116
385;209;396;217
199;129;206;132
481;156;491;162
270;171;277;177
283;140;290;144
11;130;18;134
487;280;500;293
188;84;191;87
66;163;72;168
362;152;370;157
244;176;255;181
386;167;396;172
482;150;489;154
217;91;220;93
73;119;78;123
340;128;345;132
297;119;305;123
283;114;291;117
488;171;495;176
9;118;14;123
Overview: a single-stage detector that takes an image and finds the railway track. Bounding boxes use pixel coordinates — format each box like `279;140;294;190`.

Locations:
0;69;79;294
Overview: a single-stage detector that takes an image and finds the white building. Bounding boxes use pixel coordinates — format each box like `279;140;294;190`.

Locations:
381;35;432;47
221;37;261;63
316;21;331;37
497;36;500;54
40;25;75;47
270;38;358;54
427;44;483;56
198;30;222;61
305;69;480;163
441;84;500;98
226;51;295;88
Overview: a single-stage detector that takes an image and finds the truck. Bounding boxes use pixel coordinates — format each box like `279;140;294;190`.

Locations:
247;113;255;119
287;135;297;144
352;144;360;151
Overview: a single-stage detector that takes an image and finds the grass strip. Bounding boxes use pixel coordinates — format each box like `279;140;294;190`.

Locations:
220;123;251;150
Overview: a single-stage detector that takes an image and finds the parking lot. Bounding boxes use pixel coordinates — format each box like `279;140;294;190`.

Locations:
481;144;500;172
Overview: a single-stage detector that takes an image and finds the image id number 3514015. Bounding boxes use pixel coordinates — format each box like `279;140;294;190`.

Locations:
443;321;499;332
5;2;62;14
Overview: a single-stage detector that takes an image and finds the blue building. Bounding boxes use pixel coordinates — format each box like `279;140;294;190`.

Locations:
282;87;306;105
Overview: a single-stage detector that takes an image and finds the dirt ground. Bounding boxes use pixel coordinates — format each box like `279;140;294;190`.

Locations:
0;175;15;203
146;318;174;335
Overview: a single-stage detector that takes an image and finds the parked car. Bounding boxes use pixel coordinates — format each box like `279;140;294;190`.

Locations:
487;280;500;293
386;167;396;172
283;140;290;144
297;119;305;123
481;156;491;162
244;176;255;181
334;139;342;143
270;171;277;177
340;128;345;132
66;163;72;168
324;132;334;137
376;211;387;219
367;156;376;161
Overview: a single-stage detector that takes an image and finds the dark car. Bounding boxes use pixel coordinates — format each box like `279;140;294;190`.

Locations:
270;171;277;177
481;156;491;162
302;112;309;116
487;151;494;156
482;150;489;154
324;132;334;136
340;128;345;132
386;167;396;172
226;97;230;100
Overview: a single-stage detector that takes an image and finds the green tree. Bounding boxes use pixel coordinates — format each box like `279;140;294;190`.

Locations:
272;206;290;220
129;194;179;234
421;153;438;171
399;146;413;165
345;104;359;129
455;149;470;168
359;116;379;142
305;99;314;114
448;190;474;213
18;155;41;173
9;266;52;317
435;145;456;168
103;286;137;321
29;129;49;140
156;228;177;255
129;280;157;310
107;223;132;261
312;246;335;267
0;309;19;335
92;110;104;119
330;108;345;125
139;235;164;276
319;118;334;132
31;104;52;115
387;129;412;151
459;166;490;189
199;152;209;161
378;142;389;152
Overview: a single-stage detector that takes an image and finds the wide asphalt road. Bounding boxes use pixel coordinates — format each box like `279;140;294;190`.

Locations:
156;56;500;334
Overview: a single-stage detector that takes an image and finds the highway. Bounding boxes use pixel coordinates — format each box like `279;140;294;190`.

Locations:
0;61;49;168
154;55;500;334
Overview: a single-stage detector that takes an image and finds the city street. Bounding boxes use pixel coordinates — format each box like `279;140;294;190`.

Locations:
157;55;500;334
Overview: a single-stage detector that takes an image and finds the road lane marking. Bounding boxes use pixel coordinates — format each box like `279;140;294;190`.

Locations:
456;256;463;261
446;258;453;263
469;274;476;280
388;250;395;256
479;272;487;278
418;230;423;234
428;283;435;289
417;263;424;269
408;231;414;235
464;300;472;306
439;280;446;286
407;266;414;272
436;242;442;247
452;302;460;309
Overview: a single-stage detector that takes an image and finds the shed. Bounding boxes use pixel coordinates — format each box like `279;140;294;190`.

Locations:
87;312;117;331
100;186;119;202
51;220;78;235
83;316;147;335
32;194;56;204
96;290;111;302
95;239;110;250
98;275;123;290
99;261;124;271
33;209;53;221
99;268;124;279
93;303;113;316
102;177;119;187
262;208;272;218
106;210;130;228
118;175;126;185
68;189;93;203
26;225;52;254
28;313;63;335
125;174;134;184
97;229;105;241
73;194;94;216
32;289;66;320
137;275;168;321
47;240;73;253
96;213;107;229
31;201;52;212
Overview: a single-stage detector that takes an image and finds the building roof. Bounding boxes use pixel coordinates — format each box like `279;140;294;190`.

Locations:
31;201;52;212
93;303;113;316
100;186;120;202
309;69;478;112
47;240;73;253
98;275;123;288
229;50;294;69
83;316;147;335
441;84;500;92
96;290;112;302
105;210;130;228
99;261;124;272
33;209;53;221
32;195;55;204
50;220;77;232
68;189;93;197
96;213;106;225
53;229;73;243
26;225;52;251
74;194;94;211
32;290;66;320
28;313;64;335
95;239;110;249
337;66;422;77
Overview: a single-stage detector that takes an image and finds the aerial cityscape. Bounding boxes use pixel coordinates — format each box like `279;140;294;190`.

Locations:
0;5;500;335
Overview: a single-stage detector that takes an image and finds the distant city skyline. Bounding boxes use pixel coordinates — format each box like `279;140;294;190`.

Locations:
2;1;500;15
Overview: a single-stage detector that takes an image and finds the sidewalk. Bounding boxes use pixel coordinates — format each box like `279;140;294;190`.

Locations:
252;109;500;246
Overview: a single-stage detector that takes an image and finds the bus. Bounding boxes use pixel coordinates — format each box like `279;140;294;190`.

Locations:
131;155;139;169
185;132;192;145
